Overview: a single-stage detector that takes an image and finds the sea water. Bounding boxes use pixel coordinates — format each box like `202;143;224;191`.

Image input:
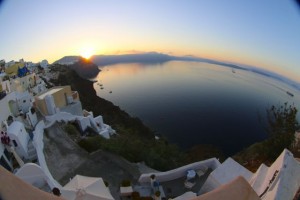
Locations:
94;61;300;156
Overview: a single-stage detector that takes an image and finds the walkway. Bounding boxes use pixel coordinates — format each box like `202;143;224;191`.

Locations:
160;168;212;198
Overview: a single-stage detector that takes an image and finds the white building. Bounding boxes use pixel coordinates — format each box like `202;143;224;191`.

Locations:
0;73;41;130
199;158;253;194
7;121;30;160
40;60;48;68
5;60;15;68
198;149;300;199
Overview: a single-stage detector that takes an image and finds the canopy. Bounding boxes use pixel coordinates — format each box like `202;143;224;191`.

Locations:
0;166;63;200
61;175;114;200
192;176;260;200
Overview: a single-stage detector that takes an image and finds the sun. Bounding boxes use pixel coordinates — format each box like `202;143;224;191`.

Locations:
79;46;94;59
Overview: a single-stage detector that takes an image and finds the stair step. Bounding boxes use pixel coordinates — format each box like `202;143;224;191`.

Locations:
27;153;37;161
27;141;34;148
28;150;35;155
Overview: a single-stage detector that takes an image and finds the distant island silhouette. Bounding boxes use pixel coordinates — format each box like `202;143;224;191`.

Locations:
55;52;300;91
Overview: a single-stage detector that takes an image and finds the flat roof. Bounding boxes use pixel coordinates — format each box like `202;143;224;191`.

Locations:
37;88;63;99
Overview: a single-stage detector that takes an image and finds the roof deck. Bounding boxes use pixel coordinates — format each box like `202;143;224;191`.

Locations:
37;87;63;99
160;168;212;198
135;168;212;199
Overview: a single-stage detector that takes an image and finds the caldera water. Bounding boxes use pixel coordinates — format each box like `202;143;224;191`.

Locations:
93;61;300;156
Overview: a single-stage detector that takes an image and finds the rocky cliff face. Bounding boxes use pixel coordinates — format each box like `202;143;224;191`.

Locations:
67;58;100;79
49;63;154;139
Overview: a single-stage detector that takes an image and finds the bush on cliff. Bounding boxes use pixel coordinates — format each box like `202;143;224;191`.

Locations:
234;103;299;171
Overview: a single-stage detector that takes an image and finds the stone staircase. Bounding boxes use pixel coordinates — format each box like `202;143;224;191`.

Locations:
27;140;37;162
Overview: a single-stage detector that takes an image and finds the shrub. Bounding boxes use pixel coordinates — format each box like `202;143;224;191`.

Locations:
234;103;299;171
155;191;161;197
64;123;80;136
78;136;103;153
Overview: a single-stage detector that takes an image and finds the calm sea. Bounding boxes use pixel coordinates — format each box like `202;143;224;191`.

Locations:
93;61;300;156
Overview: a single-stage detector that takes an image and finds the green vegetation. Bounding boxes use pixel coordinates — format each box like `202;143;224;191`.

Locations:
78;134;184;171
234;103;299;171
64;123;80;136
63;123;82;142
265;103;298;159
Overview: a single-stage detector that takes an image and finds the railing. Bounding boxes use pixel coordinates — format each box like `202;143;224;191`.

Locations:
32;120;62;189
139;158;221;183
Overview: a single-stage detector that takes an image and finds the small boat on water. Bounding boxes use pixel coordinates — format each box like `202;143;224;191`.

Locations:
109;91;112;93
286;91;294;97
100;87;104;90
232;69;236;73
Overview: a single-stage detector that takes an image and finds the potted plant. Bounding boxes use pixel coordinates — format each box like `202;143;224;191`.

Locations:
120;179;133;196
131;191;140;200
154;191;161;200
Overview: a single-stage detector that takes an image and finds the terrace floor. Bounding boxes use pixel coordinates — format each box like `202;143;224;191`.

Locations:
134;168;213;199
160;168;212;199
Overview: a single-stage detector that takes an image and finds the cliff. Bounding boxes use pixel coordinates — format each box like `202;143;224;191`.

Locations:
67;58;100;79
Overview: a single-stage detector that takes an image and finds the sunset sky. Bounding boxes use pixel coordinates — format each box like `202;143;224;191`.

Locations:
0;0;299;81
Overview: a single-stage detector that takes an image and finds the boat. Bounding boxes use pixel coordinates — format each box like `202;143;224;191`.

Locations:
286;91;294;97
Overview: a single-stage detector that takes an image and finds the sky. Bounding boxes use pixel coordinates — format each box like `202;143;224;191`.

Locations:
0;0;300;81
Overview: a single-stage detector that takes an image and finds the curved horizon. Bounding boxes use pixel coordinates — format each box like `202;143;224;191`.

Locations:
0;0;299;82
55;52;300;89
